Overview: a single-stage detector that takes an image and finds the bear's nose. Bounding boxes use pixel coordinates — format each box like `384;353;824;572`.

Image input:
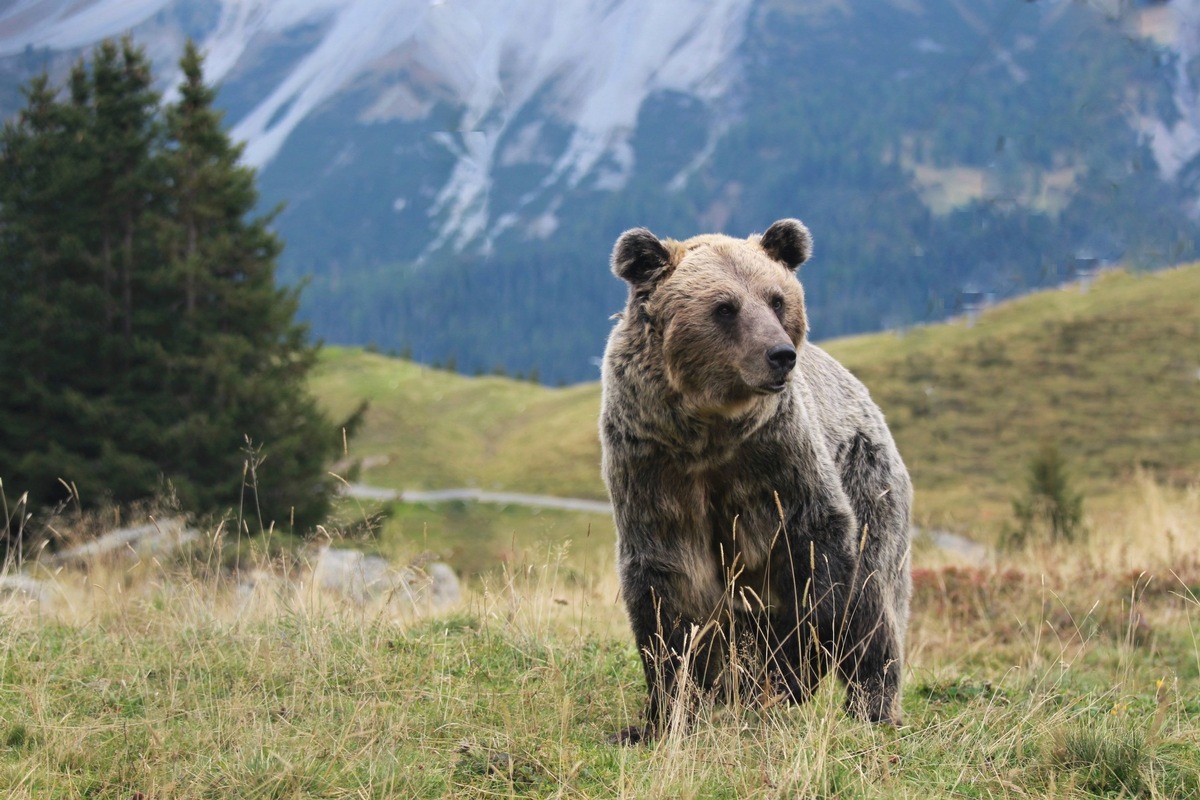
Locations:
767;343;797;373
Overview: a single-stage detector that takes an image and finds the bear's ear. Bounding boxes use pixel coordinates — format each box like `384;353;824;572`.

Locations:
759;219;812;271
611;228;672;287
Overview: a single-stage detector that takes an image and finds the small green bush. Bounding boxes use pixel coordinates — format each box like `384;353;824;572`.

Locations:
1005;442;1085;548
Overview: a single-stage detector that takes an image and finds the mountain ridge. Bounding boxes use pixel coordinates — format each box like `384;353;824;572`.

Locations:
3;0;1199;381
0;0;754;252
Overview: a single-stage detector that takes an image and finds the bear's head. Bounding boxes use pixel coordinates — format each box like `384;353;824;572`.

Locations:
611;219;812;415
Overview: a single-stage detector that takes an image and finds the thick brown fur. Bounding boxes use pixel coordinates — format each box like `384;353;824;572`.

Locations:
600;219;912;745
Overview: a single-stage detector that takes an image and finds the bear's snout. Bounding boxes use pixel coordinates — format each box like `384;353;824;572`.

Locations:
765;343;797;390
767;343;796;372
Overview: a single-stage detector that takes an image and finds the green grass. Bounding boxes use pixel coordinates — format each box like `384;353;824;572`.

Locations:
311;352;605;500
309;349;616;579
5;262;1200;796
312;263;1200;540
825;265;1200;531
3;504;1199;798
343;499;616;580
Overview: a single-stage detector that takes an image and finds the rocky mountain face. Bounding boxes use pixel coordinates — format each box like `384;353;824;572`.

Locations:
2;0;1198;382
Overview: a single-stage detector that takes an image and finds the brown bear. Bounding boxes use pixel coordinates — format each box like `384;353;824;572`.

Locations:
600;219;912;744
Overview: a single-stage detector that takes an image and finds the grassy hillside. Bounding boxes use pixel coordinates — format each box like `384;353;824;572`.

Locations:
313;263;1200;541
5;268;1199;798
309;353;612;573
311;350;605;501
2;481;1198;797
825;265;1200;529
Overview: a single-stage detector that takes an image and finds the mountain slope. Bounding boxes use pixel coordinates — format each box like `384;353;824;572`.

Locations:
310;349;604;501
4;0;1200;381
254;0;1200;382
311;263;1200;533
0;0;751;251
827;264;1200;527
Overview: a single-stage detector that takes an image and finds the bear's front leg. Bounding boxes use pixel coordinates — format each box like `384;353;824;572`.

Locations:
835;574;903;725
614;563;724;745
769;522;903;724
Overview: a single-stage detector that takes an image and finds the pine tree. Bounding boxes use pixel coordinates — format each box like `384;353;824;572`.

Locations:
0;38;339;548
79;40;171;502
157;40;337;529
0;69;122;508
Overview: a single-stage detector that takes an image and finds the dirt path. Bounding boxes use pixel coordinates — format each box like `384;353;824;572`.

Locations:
343;483;613;514
343;484;990;561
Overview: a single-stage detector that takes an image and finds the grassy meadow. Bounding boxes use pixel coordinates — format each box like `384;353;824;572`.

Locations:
827;265;1200;531
3;264;1200;797
2;477;1197;797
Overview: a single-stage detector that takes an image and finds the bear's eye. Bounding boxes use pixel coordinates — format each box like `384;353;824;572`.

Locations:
771;296;785;313
715;302;737;319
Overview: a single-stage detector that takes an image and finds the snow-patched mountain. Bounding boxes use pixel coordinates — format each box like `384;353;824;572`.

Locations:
0;0;751;253
3;0;1200;382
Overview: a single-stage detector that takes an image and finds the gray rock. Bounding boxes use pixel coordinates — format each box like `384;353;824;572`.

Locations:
51;517;198;565
0;574;52;606
310;546;460;609
425;561;462;608
235;568;285;603
923;528;991;564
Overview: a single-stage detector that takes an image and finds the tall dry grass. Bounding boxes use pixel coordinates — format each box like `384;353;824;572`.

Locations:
0;477;1196;797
